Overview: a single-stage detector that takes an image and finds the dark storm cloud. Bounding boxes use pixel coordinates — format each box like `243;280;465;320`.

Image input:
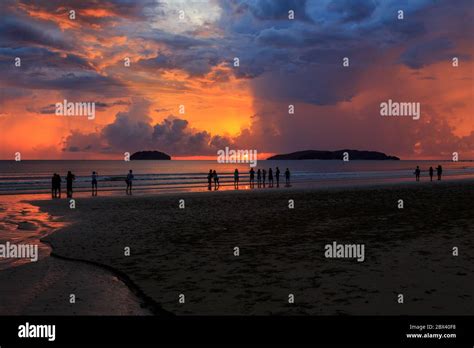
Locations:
151;117;233;155
0;17;72;50
230;0;310;20
64;100;233;156
399;38;456;69
326;0;376;23
65;115;234;156
139;29;211;50
102;115;154;151
62;130;105;153
152;118;212;155
0;47;94;73
251;65;361;105
2;70;127;95
0;46;128;95
32;100;130;115
138;47;222;77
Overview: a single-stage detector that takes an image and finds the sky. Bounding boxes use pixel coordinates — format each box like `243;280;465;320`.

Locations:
0;0;473;160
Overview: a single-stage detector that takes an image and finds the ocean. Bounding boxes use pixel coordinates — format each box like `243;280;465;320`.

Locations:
0;160;473;195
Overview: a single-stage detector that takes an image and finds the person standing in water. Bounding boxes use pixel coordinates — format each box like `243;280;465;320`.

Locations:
436;165;443;180
275;167;280;187
51;173;57;198
234;169;239;189
66;171;75;198
257;169;262;188
285;168;291;186
56;173;62;198
249;168;255;188
213;170;219;190
126;170;134;195
414;166;421;182
268;168;273;187
429;167;434;182
91;171;98;196
262;169;266;188
207;169;213;190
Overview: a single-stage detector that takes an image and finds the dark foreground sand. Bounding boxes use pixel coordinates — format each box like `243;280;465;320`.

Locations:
0;257;151;315
27;180;474;315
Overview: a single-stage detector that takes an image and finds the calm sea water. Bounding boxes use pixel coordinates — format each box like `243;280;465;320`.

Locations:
0;160;473;195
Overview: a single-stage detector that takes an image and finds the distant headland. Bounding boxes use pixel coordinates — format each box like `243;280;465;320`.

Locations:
130;151;171;160
267;150;400;160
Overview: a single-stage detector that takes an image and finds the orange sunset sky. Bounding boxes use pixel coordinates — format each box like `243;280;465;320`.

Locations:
0;0;473;160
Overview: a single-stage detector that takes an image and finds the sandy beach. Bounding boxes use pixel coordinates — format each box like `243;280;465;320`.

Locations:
0;256;152;315
5;180;473;315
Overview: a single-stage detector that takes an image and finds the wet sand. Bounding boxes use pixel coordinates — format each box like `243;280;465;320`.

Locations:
0;197;151;315
14;180;474;315
0;256;151;315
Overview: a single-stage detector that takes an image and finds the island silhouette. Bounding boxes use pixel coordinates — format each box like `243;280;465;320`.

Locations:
130;151;171;160
267;150;400;160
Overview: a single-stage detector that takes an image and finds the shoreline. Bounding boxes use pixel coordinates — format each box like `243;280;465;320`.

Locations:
20;179;474;315
1;173;473;198
40;239;173;316
0;198;154;315
0;255;153;315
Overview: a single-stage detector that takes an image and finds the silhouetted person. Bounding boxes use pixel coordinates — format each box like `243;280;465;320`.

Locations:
126;170;134;195
66;171;75;198
56;173;62;198
51;173;58;198
234;169;239;189
91;171;98;196
268;168;273;187
249;168;255;188
285;168;291;186
275;167;280;187
207;169;213;190
262;169;266;188
436;165;443;180
414;166;421;182
257;169;261;188
213;170;219;190
429;167;434;182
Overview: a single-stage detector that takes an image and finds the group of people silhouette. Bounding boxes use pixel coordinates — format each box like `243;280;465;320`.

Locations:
51;170;136;198
51;171;76;198
207;170;220;189
414;165;443;182
208;167;291;190
50;164;445;198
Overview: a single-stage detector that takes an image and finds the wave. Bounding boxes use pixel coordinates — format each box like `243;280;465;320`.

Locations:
1;167;474;194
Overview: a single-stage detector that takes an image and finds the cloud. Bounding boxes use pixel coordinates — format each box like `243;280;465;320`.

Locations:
63;99;234;156
0;16;72;50
2;0;473;159
63;130;105;153
400;38;456;69
151;117;232;155
230;0;309;21
31;100;130;114
326;0;376;23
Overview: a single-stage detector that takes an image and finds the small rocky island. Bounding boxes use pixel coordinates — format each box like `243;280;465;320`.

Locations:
267;150;399;160
130;151;171;160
